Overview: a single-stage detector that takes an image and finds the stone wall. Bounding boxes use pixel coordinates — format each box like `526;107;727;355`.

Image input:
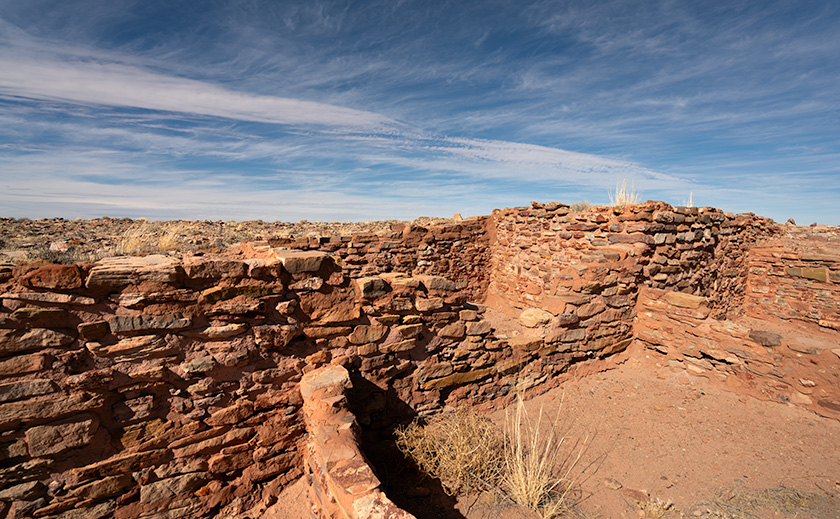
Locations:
0;245;553;519
300;365;413;519
745;239;840;328
633;286;840;420
266;216;492;303
484;201;780;358
2;201;834;519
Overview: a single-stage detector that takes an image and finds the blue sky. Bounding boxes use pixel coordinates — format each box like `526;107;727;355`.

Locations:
1;0;838;223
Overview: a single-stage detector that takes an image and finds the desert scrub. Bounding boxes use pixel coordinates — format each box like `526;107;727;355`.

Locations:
395;407;504;495
569;200;591;213
114;221;195;255
609;179;641;208
396;396;588;518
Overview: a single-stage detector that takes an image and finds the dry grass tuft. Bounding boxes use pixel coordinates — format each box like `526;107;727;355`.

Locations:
609;179;641;208
114;221;195;255
502;395;586;518
397;396;589;518
395;407;504;496
569;200;591;213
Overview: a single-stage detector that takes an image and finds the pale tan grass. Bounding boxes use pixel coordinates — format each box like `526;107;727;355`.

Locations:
609;179;641;208
395;407;504;496
114;221;193;255
569;200;591;213
502;394;587;519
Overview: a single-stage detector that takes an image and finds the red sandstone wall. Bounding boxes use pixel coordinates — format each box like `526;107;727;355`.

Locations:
267;216;492;303
746;238;840;328
0;245;552;519
1;202;826;519
633;287;840;419
485;202;779;355
300;365;414;519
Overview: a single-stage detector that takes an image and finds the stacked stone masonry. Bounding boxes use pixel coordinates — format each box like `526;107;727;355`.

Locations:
1;201;837;519
300;365;414;519
0;244;571;518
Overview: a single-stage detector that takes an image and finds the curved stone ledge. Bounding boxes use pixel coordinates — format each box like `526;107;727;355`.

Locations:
301;365;415;519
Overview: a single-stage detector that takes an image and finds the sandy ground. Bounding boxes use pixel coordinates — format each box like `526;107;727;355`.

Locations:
269;347;840;519
500;349;840;518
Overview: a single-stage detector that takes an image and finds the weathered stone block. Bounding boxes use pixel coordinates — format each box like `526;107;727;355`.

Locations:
26;415;99;457
397;324;423;338
519;308;553;328
422;368;493;390
415;275;456;292
0;328;76;356
379;339;416;353
415;297;444;312
0;379;56;403
20;264;83;289
202;284;283;302
801;267;827;282
86;335;172;361
439;322;466;338
0;354;48;377
70;474;133;501
206;402;255;426
107;314;192;333
749;330;781;347
86;255;181;289
348;324;388;345
508;336;543;352
466;320;492;336
300;364;350;399
183;256;247;279
354;277;389;299
273;250;328;274
577;299;606;319
181;323;248;340
1;291;95;305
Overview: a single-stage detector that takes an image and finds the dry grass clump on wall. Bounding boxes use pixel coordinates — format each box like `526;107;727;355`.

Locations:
395;407;504;496
569;200;591;213
396;396;588;518
609;179;641;208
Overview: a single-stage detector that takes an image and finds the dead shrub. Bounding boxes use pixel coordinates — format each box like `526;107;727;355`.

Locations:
396;396;589;518
569;200;591;213
395;407;504;495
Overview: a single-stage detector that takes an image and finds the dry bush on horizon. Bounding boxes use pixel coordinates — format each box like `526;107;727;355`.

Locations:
609;179;641;208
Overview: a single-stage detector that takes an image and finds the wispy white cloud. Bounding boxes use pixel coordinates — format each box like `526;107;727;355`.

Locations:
0;56;396;130
0;0;838;224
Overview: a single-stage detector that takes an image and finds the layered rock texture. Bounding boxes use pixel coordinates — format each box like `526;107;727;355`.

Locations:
0;202;837;519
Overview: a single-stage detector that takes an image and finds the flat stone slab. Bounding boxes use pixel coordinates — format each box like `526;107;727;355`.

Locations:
86;255;181;289
272;250;328;274
300;364;351;399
